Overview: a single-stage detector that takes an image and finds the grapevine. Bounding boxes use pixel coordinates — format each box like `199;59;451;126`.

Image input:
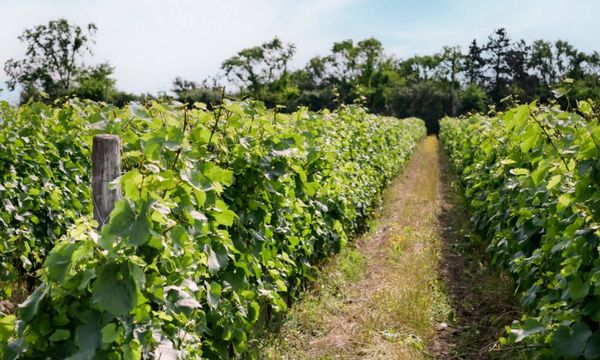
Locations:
0;99;425;359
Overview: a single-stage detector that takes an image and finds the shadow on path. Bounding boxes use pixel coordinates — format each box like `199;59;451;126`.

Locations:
431;142;521;360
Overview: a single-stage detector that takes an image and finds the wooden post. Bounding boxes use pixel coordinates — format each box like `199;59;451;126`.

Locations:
92;135;122;228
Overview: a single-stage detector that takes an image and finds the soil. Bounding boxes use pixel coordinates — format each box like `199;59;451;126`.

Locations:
431;142;521;360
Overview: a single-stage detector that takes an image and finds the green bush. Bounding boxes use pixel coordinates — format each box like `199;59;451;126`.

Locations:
0;101;92;295
0;100;425;359
440;101;600;358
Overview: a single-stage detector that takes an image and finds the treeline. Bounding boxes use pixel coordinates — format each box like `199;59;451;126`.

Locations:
201;29;600;133
5;20;600;132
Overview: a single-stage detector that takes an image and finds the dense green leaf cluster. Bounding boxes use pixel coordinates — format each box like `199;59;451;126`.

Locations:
440;102;600;358
0;101;92;295
0;100;425;358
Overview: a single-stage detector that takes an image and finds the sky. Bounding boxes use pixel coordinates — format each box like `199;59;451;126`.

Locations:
0;0;598;101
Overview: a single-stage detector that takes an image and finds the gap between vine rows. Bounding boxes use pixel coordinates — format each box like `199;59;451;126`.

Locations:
248;136;521;359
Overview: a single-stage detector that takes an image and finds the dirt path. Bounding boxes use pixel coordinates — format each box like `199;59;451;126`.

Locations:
251;136;519;359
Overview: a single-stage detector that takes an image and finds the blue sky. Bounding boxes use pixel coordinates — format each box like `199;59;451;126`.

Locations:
0;0;598;101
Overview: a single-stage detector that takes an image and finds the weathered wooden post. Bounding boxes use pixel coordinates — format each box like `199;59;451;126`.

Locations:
92;135;122;229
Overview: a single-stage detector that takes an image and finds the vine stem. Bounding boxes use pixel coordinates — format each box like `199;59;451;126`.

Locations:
530;114;571;172
170;109;188;170
207;87;226;146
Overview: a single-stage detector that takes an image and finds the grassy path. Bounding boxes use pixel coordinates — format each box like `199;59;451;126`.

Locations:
250;136;518;359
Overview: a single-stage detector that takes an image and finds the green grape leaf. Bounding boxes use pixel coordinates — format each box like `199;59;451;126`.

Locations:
91;262;138;316
531;162;549;187
553;323;591;358
74;319;101;352
49;329;70;342
520;125;540;153
557;194;574;212
578;100;593;116
191;127;211;145
248;301;260;323
511;318;545;342
0;315;15;342
211;201;236;227
122;340;142;360
18;284;48;322
207;245;229;274
584;331;600;359
45;242;78;282
101;199;152;248
101;323;119;344
207;282;222;309
510;168;530;176
547;174;561;189
129;103;151;120
511;105;530;132
200;163;234;186
569;276;590;300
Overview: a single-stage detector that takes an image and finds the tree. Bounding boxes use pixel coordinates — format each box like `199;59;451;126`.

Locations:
464;40;485;85
397;55;441;83
388;80;450;134
583;51;600;77
287;56;337;111
505;39;536;102
328;40;359;86
459;83;488;113
530;40;556;86
70;63;116;101
437;46;463;115
355;38;385;90
171;76;224;108
221;38;296;97
506;40;529;83
483;28;512;103
554;40;580;78
308;38;388;105
4;19;99;102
